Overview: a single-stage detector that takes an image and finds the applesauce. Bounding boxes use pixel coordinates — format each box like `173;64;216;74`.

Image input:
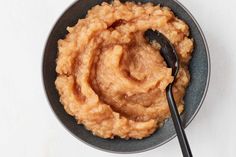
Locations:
55;0;193;139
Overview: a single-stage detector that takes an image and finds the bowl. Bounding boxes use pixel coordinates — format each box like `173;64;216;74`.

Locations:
42;0;210;153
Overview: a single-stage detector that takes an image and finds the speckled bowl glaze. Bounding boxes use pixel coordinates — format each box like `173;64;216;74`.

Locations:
43;0;210;153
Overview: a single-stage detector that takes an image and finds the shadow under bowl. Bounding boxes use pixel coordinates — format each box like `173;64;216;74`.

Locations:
42;0;210;153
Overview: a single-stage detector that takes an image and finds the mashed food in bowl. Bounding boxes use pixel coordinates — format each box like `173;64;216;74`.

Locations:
55;0;193;139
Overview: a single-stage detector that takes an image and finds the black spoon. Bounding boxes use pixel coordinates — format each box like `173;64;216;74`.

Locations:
145;29;192;157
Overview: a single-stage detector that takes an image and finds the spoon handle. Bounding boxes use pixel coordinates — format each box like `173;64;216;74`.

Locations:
166;84;193;157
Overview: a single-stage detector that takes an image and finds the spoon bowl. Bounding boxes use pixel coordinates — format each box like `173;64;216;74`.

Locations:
144;29;179;77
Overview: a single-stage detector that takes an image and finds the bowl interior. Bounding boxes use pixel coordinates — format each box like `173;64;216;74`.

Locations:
43;0;210;153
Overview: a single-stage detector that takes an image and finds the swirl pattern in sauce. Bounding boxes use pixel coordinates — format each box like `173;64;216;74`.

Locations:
55;0;193;139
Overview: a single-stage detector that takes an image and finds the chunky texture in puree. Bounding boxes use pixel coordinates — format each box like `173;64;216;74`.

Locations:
55;0;193;139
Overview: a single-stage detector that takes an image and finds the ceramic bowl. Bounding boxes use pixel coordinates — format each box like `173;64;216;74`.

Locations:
43;0;210;153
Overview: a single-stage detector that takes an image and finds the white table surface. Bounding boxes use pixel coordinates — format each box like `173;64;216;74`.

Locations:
0;0;236;156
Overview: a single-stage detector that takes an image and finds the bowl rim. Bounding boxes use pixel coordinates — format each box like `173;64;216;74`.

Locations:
42;0;211;154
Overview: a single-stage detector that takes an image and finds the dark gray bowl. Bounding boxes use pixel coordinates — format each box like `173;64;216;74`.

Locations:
43;0;210;153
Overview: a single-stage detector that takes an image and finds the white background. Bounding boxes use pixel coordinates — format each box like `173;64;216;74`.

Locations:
0;0;235;156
